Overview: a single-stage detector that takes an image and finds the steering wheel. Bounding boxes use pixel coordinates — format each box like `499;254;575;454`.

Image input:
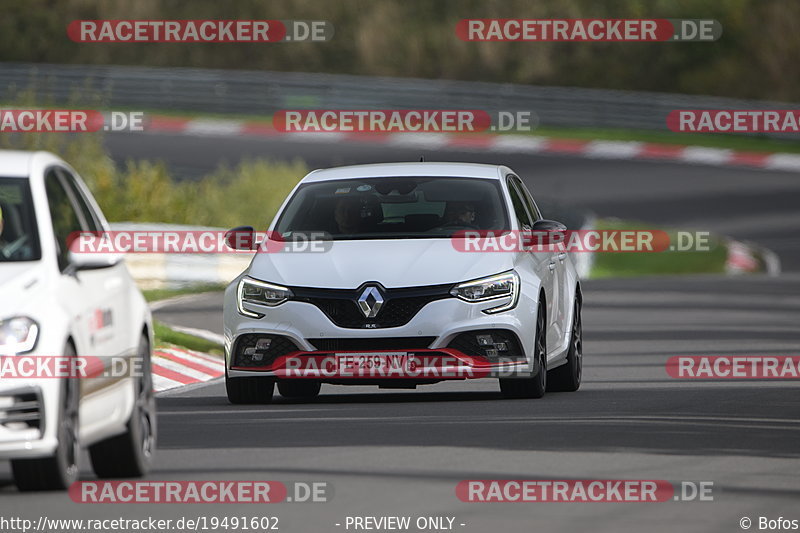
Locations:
1;235;30;260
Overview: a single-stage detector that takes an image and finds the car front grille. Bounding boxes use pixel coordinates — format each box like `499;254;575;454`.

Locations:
307;337;437;351
291;283;453;329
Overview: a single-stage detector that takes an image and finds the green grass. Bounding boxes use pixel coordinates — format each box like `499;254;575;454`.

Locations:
142;283;227;303
589;219;730;279
153;320;223;356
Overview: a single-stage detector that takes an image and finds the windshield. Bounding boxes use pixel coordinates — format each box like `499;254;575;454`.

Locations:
274;176;509;240
0;177;42;262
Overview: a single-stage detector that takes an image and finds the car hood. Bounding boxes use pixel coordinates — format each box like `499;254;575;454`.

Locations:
248;239;516;288
0;262;47;318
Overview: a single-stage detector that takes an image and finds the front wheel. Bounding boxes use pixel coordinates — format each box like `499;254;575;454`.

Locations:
226;367;275;404
499;302;547;399
548;296;582;392
11;343;80;491
89;333;157;478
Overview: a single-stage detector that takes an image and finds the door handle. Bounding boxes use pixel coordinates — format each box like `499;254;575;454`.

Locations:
557;252;567;262
548;261;556;271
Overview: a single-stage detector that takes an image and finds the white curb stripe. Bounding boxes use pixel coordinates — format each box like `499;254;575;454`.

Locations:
586;140;644;158
152;373;185;392
159;348;225;372
161;346;225;366
153;354;217;381
184;119;245;136
765;153;800;172
679;146;733;165
490;135;548;152
387;132;451;149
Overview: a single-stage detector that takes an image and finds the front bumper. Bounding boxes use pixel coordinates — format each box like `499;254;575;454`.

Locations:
0;383;57;458
230;348;529;380
225;293;539;381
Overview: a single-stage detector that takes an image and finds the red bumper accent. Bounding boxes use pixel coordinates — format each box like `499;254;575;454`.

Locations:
230;348;526;379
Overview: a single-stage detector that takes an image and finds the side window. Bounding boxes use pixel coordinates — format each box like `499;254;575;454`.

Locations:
507;179;533;229
44;169;83;271
57;168;101;232
511;176;542;222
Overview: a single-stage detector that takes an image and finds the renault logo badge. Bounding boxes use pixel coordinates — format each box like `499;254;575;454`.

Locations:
357;286;384;318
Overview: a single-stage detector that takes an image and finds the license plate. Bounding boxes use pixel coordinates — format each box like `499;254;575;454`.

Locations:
334;352;410;372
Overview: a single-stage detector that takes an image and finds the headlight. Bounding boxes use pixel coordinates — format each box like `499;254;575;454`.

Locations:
0;316;39;355
450;271;520;314
237;277;293;318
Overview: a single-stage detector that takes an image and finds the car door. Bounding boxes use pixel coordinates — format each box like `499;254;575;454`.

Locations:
45;167;127;432
512;175;568;350
57;167;129;361
506;176;557;357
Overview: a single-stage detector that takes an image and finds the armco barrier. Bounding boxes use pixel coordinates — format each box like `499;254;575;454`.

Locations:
2;62;799;138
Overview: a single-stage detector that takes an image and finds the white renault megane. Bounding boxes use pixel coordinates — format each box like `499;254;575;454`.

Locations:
0;150;155;491
223;162;582;403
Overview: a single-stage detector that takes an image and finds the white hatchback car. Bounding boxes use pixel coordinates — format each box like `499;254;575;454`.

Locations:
0;150;155;491
223;163;582;403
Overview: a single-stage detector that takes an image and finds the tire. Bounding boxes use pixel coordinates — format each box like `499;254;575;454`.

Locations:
11;343;80;491
226;367;275;404
499;301;547;399
278;380;321;398
89;333;156;478
548;296;583;392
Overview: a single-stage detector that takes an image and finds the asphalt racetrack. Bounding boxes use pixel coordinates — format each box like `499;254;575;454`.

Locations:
1;130;798;532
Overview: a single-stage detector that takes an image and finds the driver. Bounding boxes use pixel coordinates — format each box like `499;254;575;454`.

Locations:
334;196;363;234
0;204;5;247
0;204;8;258
0;204;31;260
443;201;477;226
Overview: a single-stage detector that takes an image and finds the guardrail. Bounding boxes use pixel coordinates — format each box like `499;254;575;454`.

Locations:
2;61;799;137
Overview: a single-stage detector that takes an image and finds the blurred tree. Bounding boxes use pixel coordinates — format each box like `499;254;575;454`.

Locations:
0;0;797;101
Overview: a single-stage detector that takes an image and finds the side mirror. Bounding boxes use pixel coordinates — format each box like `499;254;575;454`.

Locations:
68;233;122;270
224;226;261;251
523;219;568;248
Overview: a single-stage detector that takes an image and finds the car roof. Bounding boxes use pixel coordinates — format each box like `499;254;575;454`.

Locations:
0;150;37;177
300;162;511;183
0;150;64;178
